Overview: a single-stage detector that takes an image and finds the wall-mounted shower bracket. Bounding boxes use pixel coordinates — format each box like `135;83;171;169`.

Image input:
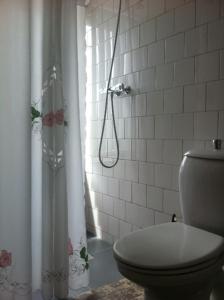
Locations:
108;83;131;97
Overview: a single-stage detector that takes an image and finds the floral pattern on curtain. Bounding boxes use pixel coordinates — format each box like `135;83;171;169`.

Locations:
0;249;31;297
32;61;89;288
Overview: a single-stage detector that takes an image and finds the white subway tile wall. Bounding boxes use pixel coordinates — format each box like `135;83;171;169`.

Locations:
85;0;224;242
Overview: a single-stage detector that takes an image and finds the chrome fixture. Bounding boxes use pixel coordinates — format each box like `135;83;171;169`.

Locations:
108;83;131;97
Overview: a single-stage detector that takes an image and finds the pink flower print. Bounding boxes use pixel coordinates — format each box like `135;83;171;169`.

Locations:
68;238;73;256
55;109;64;125
0;250;12;268
42;111;55;127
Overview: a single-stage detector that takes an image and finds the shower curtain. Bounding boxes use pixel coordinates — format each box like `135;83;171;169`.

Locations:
0;0;88;299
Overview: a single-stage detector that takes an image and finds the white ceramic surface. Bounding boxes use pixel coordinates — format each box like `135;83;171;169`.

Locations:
114;222;224;270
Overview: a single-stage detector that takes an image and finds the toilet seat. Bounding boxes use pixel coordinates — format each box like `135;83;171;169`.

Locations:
116;255;222;277
113;222;224;276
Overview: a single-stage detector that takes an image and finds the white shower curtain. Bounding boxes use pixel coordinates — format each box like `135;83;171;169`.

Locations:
0;1;88;299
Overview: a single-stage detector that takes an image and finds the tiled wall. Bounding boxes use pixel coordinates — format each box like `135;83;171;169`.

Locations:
84;0;224;243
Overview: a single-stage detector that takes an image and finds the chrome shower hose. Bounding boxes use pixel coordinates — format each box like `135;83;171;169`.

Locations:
98;0;122;168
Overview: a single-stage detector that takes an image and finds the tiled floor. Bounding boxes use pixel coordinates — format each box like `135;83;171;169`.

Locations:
87;236;123;289
72;235;122;298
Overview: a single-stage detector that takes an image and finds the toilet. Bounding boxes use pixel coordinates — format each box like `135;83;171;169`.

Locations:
113;150;224;300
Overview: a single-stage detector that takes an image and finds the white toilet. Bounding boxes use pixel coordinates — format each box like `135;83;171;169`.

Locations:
113;150;224;300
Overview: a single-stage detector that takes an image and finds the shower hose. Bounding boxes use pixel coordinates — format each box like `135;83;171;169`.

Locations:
98;0;122;168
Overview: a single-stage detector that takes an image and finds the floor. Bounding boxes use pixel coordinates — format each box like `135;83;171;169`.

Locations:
87;235;123;289
72;234;123;298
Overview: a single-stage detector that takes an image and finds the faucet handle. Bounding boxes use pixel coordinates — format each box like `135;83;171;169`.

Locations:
212;139;222;150
124;85;131;94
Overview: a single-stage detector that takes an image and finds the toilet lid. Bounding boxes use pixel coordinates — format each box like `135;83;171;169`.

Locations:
113;222;224;270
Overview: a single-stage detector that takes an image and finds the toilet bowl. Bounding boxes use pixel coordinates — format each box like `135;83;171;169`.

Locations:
114;222;224;300
113;150;224;300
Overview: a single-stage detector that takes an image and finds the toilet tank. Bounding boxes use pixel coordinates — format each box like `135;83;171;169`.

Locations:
179;150;224;237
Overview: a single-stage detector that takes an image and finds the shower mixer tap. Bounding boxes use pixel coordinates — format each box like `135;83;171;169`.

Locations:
108;83;131;97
